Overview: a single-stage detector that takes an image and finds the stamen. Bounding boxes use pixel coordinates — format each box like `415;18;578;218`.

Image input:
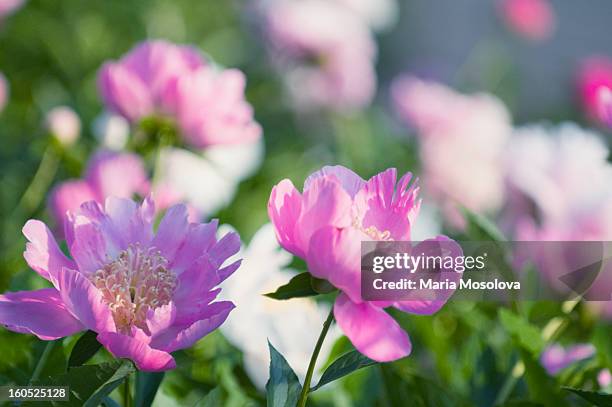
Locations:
90;244;177;335
353;218;393;241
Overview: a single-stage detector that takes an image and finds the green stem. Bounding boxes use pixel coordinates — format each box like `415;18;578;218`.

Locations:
123;375;131;407
30;341;55;384
13;145;59;216
297;308;334;407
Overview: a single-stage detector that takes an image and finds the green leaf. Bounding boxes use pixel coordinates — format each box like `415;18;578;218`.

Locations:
563;387;612;406
499;309;544;355
461;207;506;242
520;349;568;406
25;359;135;407
264;272;318;300
135;371;164;407
311;350;377;392
265;341;302;407
196;386;222;406
68;330;102;368
101;396;121;407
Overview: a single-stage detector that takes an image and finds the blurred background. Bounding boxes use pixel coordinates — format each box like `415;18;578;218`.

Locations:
0;1;611;406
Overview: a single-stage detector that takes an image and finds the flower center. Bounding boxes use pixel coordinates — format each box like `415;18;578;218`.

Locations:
90;244;177;335
353;218;393;241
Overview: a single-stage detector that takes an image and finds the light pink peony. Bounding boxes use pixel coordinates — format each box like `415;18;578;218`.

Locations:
0;197;239;371
98;40;261;147
577;56;612;126
498;0;555;41
540;343;595;375
263;0;376;111
392;76;511;227
268;165;459;362
49;151;150;230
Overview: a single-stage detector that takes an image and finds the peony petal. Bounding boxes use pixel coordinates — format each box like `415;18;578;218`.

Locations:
306;226;364;303
0;288;84;340
268;179;304;257
98;63;154;122
169;221;219;274
151;301;234;352
334;293;411;362
97;332;176;372
304;165;365;198
56;268;114;333
151;204;190;262
22;220;76;284
296;176;353;253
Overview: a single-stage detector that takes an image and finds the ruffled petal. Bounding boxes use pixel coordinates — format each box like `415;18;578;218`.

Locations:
151;204;190;262
56;268;114;333
98;63;154;122
0;288;84;340
97;332;176;372
169;221;219;274
48;180;96;231
334;293;411;362
268;179;304;257
304;165;365;198
150;301;234;352
22;220;76;284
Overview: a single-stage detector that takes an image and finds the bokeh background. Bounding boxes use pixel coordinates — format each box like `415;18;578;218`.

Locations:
0;1;611;406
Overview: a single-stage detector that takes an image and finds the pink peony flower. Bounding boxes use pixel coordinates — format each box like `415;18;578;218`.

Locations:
268;165;459;362
0;197;240;371
0;0;23;19
45;106;81;147
263;0;376;111
540;343;595;375
391;76;511;227
98;40;261;147
49;151;150;230
503;124;612;317
498;0;555;41
0;72;8;114
577;56;612;126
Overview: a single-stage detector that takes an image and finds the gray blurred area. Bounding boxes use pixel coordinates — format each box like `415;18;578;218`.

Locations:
379;0;612;123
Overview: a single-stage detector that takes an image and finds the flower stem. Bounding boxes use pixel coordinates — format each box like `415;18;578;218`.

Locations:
297;308;334;407
123;375;131;407
13;145;59;216
30;341;55;384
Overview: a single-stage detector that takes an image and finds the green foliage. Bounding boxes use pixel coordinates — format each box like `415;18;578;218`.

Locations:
264;272;319;300
265;341;302;407
310;350;377;392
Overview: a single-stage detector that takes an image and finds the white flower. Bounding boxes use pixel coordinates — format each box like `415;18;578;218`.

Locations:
220;224;340;389
155;139;263;217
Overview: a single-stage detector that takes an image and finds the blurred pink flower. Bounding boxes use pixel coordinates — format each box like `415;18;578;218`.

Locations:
599;369;612;388
263;0;376;111
0;72;8;113
392;76;511;227
98;40;261;147
540;343;595;375
499;0;555;41
504;123;612;241
45;106;81;146
335;0;398;31
0;197;239;371
268;165;460;362
503;124;612;317
168;67;262;148
49;151;150;230
0;0;23;19
577;56;612;126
